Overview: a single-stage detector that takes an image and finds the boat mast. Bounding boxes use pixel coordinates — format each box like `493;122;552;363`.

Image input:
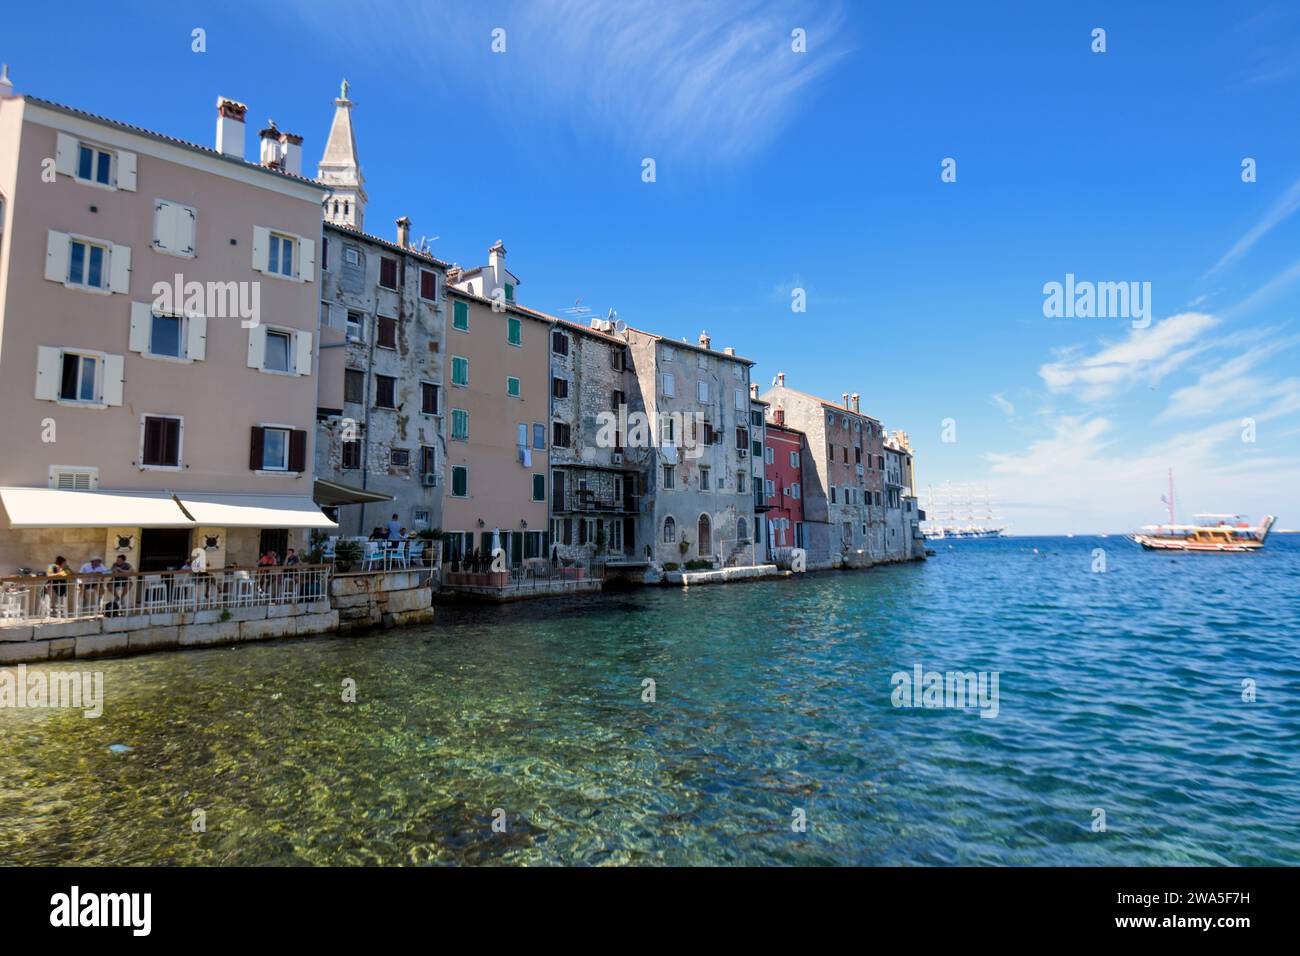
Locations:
1167;468;1175;525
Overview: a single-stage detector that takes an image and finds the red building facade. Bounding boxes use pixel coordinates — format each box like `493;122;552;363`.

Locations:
763;419;807;550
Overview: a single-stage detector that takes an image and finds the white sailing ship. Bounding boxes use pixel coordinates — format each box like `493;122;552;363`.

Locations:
923;482;1007;539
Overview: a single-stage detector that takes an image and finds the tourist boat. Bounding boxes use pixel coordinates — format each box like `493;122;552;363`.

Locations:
1131;469;1276;552
1130;514;1277;552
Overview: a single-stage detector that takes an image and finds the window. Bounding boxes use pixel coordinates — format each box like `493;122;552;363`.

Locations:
697;381;709;403
737;471;747;494
662;345;676;362
421;381;439;415
533;423;546;449
766;479;775;497
420;269;437;300
662;372;675;397
552;330;569;355
552;377;569;399
379;257;398;289
451;409;469;441
321;236;330;271
453;300;469;331
507;316;522;346
532;474;546;501
344;247;360;266
390;448;410;468
663;465;676;489
830;485;837;504
660;416;675;444
733;364;743;380
268;233;295;277
734;388;746;410
699;466;711;491
376;315;397;349
662;516;677;543
609;348;624;370
149;312;183;358
451;465;468;497
49;466;99;491
697;353;708;369
507;376;520;398
261;427;290;471
375;375;396;408
764;446;774;465
552;422;571;448
346;310;364;342
264;330;292;372
504;282;515;302
737;517;748;542
451;356;469;387
736;427;748;450
67;238;108;289
152;199;196;257
142;416;182;468
59;353;99;402
77;143;114;185
341;440;361;469
791;451;800;468
792;483;801;499
855;446;862;464
753;439;762;458
420;445;436;475
612;389;625;410
345;369;365;404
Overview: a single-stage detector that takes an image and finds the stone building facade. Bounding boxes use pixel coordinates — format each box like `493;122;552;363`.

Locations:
623;329;758;568
547;318;640;564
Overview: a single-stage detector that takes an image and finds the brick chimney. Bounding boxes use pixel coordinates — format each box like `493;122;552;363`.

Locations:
396;216;411;248
699;330;711;350
842;392;849;408
749;383;759;399
850;393;860;413
777;372;785;386
280;132;303;176
488;240;506;283
216;97;247;159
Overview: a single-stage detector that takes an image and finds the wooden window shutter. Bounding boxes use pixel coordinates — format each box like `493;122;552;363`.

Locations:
288;429;307;472
249;426;265;470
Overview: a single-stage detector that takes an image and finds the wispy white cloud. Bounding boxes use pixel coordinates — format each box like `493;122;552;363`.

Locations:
1038;312;1219;402
1158;336;1300;421
990;392;1015;417
1205;176;1300;277
304;0;851;164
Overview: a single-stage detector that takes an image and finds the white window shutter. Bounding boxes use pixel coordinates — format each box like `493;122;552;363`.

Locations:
54;133;77;177
45;231;70;283
153;201;175;252
247;324;267;369
34;346;62;400
294;330;313;376
187;312;207;361
117;151;137;191
251;226;270;272
109;244;131;294
129;301;152;353
298;237;315;282
178;205;196;255
101;354;125;406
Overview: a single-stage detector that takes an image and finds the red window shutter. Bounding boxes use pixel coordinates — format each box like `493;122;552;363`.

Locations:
288;429;307;472
249;426;265;470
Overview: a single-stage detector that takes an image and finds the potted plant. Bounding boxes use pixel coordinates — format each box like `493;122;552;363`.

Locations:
334;538;362;573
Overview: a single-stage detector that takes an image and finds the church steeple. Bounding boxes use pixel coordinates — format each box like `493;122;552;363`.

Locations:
318;78;367;230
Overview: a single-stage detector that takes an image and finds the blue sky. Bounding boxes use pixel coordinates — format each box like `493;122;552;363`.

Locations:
7;1;1300;533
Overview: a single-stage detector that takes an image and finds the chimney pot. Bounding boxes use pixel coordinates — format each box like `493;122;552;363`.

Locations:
396;216;412;248
699;330;711;350
279;132;303;176
724;346;736;355
850;393;860;413
749;383;759;399
777;371;785;387
842;392;850;408
0;63;13;99
259;121;282;168
216;96;248;159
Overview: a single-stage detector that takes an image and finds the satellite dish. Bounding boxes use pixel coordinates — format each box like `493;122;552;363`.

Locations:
613;319;627;334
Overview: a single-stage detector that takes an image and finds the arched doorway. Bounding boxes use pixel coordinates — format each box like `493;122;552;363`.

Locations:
697;513;712;558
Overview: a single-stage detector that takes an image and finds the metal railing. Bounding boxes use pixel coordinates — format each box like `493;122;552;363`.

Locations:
0;564;330;626
441;560;605;591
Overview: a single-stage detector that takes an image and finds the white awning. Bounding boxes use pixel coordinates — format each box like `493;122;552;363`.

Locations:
0;487;337;530
179;494;337;529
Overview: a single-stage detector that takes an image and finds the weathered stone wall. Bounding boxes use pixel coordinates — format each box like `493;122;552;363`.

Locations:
329;569;434;632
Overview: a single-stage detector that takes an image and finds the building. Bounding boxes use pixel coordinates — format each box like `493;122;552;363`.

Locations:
761;374;886;568
623;329;758;568
762;413;807;560
883;430;924;560
441;250;550;566
312;86;450;536
548;316;640;564
749;387;769;564
0;80;334;573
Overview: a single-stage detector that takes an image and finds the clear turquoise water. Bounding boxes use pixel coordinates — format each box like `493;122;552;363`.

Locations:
2;535;1297;865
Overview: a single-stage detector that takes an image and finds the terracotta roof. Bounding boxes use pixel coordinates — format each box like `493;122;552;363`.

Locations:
623;325;755;365
768;385;881;424
445;286;555;326
21;95;328;191
325;221;450;268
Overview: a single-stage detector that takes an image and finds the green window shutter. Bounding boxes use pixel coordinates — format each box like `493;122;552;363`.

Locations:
505;283;515;302
453;300;469;330
507;376;520;397
452;466;468;497
451;409;469;441
508;316;521;345
452;356;468;386
533;473;545;500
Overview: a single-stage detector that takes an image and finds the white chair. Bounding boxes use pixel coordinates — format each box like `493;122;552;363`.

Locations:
2;589;27;620
231;571;255;606
388;541;409;570
362;541;386;571
171;576;195;610
141;575;168;611
406;540;426;568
